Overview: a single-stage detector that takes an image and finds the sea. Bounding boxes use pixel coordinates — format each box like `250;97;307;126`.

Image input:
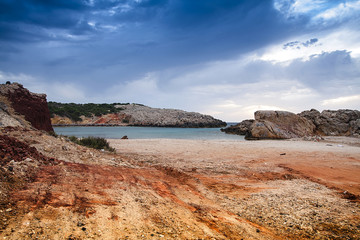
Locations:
53;124;244;140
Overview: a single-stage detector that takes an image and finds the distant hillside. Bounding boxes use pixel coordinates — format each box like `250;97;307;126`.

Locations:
49;102;226;128
48;102;140;122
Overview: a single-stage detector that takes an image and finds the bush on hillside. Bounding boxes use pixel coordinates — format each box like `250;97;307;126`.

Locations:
67;136;115;152
48;102;123;122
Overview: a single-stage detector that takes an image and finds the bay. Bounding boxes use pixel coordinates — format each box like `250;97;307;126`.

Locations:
53;126;244;140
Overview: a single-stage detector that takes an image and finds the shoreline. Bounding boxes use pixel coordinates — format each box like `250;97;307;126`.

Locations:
108;136;360;149
53;124;228;128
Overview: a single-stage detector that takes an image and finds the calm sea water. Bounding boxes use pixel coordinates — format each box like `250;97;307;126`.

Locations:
53;125;244;140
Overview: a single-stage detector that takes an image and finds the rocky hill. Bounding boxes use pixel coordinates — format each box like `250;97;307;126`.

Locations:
50;103;226;128
0;83;53;132
222;109;360;140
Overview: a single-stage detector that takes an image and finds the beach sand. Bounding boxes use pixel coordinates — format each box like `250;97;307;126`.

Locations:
109;137;360;196
107;137;360;238
2;128;360;239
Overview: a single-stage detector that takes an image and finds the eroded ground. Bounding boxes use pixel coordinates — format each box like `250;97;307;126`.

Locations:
1;128;360;239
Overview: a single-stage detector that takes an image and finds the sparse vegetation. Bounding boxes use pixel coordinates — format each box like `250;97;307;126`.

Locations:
48;102;124;122
48;102;145;122
66;135;115;152
47;131;58;137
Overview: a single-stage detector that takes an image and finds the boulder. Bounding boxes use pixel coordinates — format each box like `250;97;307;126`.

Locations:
299;109;360;136
220;120;254;135
245;111;316;140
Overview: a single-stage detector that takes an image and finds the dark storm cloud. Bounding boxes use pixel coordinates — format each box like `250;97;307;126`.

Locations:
0;0;130;43
0;0;89;43
1;0;359;102
0;0;287;43
161;1;286;50
0;0;85;27
87;0;295;77
1;0;359;120
1;0;297;85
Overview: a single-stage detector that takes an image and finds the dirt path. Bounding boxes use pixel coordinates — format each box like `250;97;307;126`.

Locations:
1;129;360;239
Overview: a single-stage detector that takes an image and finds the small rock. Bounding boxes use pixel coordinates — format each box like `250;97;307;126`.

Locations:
77;222;84;227
121;135;128;139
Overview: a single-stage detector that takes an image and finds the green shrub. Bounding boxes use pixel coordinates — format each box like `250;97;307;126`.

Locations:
48;131;58;137
47;102;126;122
67;136;115;152
68;136;79;143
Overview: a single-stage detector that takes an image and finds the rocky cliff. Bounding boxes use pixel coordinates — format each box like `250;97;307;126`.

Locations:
0;83;53;132
222;109;360;140
52;104;227;128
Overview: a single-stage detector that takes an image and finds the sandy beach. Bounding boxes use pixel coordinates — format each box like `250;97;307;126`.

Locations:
2;128;360;239
107;137;360;239
109;137;360;196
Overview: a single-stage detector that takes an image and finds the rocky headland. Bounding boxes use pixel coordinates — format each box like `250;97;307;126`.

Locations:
0;83;53;132
51;103;226;128
222;109;360;140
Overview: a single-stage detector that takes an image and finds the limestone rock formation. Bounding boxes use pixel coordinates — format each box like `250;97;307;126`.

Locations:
0;83;53;132
299;109;360;137
245;111;316;140
222;108;360;140
121;104;226;128
52;104;226;128
220;120;254;135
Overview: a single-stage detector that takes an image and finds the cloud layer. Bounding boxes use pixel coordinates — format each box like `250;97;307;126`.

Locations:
0;0;359;121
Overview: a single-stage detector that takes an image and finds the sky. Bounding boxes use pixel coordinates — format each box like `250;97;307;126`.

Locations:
0;0;360;121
